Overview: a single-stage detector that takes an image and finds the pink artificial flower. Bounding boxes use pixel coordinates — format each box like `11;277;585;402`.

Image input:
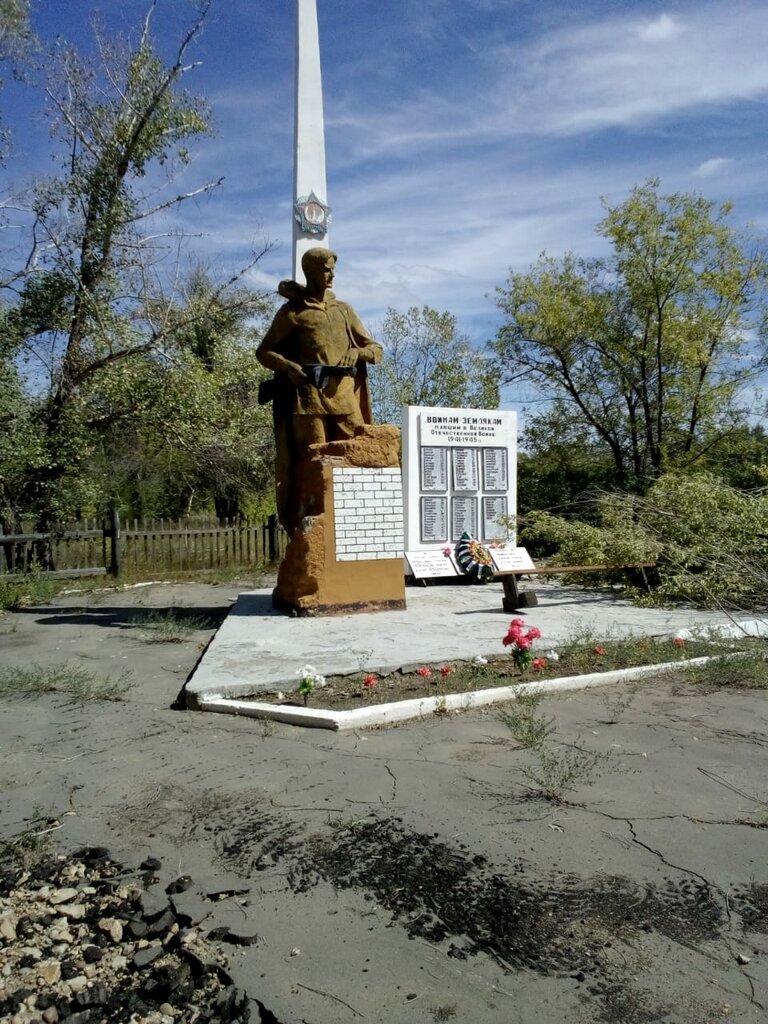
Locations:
363;674;378;688
440;665;453;676
593;645;606;656
527;627;542;641
442;547;452;557
532;658;548;670
516;635;532;650
673;637;685;648
416;666;432;678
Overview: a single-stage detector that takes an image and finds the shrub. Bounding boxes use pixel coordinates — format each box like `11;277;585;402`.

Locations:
519;473;768;609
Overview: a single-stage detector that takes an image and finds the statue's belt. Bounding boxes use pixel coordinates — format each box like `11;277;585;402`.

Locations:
257;364;359;405
300;363;358;391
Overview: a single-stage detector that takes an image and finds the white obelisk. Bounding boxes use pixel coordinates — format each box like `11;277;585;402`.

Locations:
293;0;331;284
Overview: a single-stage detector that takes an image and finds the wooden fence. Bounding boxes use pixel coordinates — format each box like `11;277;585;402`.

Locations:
0;513;285;580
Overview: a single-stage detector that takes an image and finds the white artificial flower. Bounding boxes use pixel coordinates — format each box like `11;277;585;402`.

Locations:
545;650;560;662
295;664;326;688
473;655;488;665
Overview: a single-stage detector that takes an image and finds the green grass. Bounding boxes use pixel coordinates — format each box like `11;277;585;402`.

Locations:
0;663;129;701
0;576;62;611
497;689;555;749
497;689;608;801
684;650;768;690
553;627;681;673
0;564;272;613
518;742;610;803
126;609;218;641
515;626;765;681
0;812;56;872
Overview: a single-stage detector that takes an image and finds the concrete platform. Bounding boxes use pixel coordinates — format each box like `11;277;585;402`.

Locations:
184;579;744;707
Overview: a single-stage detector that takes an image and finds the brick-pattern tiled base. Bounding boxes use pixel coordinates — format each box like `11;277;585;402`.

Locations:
333;467;404;561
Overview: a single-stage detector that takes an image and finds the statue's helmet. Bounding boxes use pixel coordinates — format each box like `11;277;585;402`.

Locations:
301;246;337;277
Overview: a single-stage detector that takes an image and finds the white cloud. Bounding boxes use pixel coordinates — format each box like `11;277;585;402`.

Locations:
637;13;682;42
694;157;733;176
501;5;768;135
316;2;768;162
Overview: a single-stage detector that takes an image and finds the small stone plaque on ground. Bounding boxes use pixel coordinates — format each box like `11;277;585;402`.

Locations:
405;550;460;578
489;546;536;572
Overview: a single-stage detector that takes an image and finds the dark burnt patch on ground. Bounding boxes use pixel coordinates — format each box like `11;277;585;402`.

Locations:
215;812;736;1023
733;883;768;934
213;806;305;876
287;817;722;961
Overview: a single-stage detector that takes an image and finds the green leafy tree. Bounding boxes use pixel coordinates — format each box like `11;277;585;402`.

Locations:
370;305;499;424
0;309;41;542
493;180;768;493
517;400;617;517
91;267;275;520
0;0;32;158
0;0;29;54
692;422;768;491
2;2;268;528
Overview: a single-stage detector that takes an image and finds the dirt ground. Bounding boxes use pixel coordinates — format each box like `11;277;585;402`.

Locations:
1;581;767;1024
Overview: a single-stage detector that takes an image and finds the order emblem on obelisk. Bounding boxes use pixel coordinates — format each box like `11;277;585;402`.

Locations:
294;191;331;235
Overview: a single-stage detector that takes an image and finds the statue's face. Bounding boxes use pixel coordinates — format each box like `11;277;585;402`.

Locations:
306;257;335;293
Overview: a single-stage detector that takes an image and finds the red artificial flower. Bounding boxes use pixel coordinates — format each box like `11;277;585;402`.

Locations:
416;666;432;678
532;658;548;670
593;645;606;656
440;665;453;676
363;674;378;688
673;637;685;648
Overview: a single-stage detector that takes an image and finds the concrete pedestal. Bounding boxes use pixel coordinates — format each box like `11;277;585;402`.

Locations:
273;425;406;616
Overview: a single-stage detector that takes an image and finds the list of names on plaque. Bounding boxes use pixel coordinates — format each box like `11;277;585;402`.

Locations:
483;448;508;492
482;496;508;540
452;447;479;492
405;407;517;551
420;446;447;492
451;496;478;540
420;496;448;543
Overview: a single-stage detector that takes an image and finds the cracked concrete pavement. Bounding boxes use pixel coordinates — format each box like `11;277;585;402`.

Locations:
1;580;767;1023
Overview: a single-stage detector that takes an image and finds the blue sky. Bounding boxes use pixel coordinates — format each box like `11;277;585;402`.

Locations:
3;0;768;360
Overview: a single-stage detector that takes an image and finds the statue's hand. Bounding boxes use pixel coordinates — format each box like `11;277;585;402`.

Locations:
285;362;308;385
362;344;383;364
343;345;377;366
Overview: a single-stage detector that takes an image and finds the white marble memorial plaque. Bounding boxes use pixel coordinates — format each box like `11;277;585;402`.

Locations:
420;446;447;492
482;496;508;540
490;546;536;572
403;406;518;554
451;496;478;540
452;448;479;492
420;496;448;543
483;448;508;492
405;549;459;578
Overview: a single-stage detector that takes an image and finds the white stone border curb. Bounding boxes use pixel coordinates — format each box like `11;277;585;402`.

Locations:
199;654;734;732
